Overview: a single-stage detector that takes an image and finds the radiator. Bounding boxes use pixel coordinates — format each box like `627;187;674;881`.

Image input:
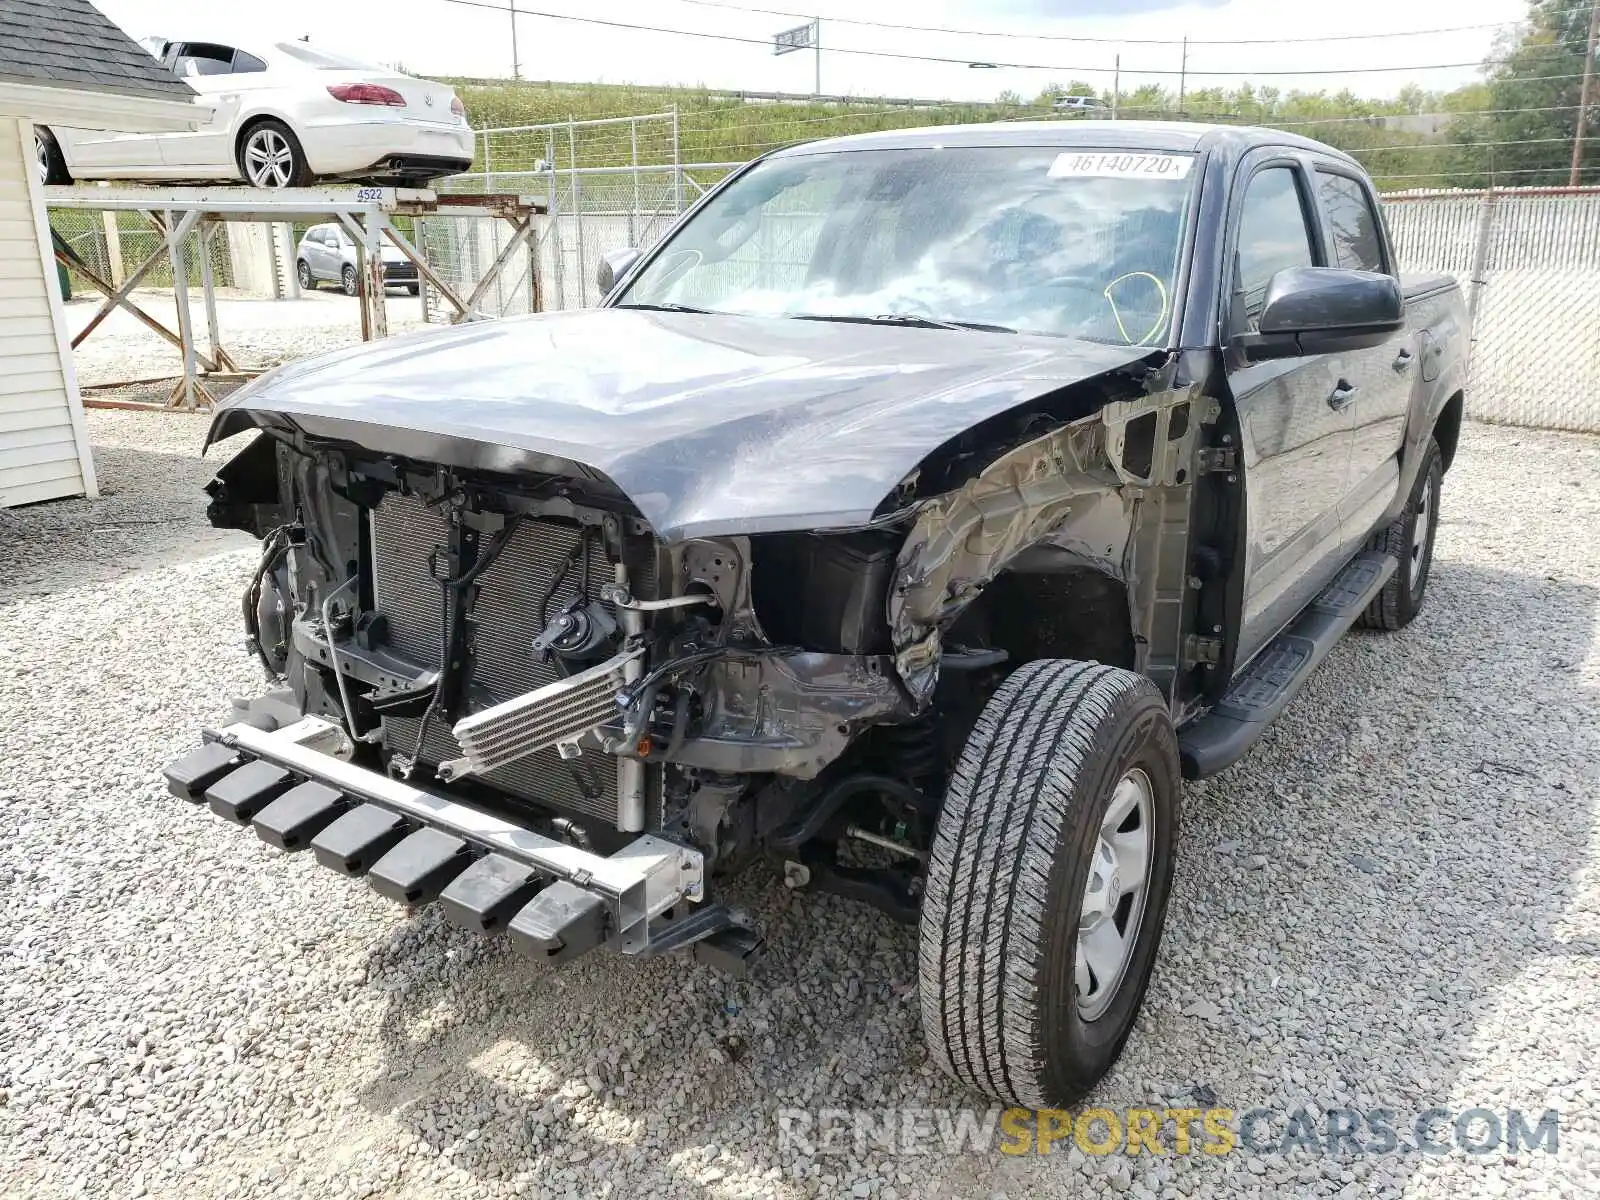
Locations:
369;493;653;824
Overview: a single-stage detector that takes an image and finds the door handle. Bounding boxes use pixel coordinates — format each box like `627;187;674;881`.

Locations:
1328;380;1359;410
1392;348;1415;372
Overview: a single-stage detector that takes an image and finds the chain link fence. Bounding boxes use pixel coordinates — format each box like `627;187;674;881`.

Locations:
48;209;235;295
420;112;738;314
1387;187;1600;434
425;119;1600;436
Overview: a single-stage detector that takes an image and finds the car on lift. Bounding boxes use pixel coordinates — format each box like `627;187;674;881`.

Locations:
169;121;1468;1108
34;39;472;190
295;222;420;296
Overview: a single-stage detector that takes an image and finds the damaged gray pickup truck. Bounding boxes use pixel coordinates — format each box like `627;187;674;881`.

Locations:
168;121;1468;1107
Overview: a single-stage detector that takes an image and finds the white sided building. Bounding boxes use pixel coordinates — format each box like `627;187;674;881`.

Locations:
0;0;197;506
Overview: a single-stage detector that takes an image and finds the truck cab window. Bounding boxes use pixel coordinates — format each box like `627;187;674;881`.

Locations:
1318;171;1386;273
1234;167;1316;327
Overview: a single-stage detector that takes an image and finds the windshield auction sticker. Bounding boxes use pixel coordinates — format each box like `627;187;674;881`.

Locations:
1049;152;1195;179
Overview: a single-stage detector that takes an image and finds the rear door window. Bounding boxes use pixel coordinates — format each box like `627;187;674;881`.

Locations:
1317;171;1386;273
173;43;237;77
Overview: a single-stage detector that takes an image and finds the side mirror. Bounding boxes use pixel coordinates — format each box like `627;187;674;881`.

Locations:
1236;266;1403;362
596;247;642;297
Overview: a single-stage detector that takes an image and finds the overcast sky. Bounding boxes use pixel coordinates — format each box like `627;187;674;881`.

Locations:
96;0;1532;103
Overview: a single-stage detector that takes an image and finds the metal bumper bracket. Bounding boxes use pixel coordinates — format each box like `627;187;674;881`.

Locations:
207;717;705;953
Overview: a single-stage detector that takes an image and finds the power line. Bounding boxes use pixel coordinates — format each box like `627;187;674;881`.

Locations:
1349;137;1580;153
442;0;1579;79
674;106;1589;146
667;0;1598;48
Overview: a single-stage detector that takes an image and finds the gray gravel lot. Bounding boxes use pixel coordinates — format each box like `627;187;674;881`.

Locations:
63;290;429;392
1;412;1597;1200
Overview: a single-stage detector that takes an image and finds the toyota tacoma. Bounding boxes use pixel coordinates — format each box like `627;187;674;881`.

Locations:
168;121;1468;1107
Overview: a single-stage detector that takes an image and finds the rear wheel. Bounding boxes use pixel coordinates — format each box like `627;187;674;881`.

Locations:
919;659;1180;1107
341;264;360;297
238;120;312;189
35;128;70;186
1360;436;1443;631
295;259;315;290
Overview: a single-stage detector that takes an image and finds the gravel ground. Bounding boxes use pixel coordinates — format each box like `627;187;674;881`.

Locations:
1;413;1598;1200
63;290;429;392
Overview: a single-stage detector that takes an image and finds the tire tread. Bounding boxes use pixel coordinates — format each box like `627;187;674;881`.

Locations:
919;659;1173;1107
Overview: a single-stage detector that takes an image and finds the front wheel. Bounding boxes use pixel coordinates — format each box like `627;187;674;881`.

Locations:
295;259;314;291
919;659;1180;1108
341;264;360;297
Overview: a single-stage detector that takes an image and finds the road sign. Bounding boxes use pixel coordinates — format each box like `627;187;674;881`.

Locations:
773;21;816;54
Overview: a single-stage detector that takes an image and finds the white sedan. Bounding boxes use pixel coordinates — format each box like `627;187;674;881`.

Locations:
36;39;473;189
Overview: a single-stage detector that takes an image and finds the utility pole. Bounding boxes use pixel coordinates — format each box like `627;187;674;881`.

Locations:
510;0;521;80
1177;36;1188;116
1572;0;1600;185
1113;54;1120;119
814;18;822;97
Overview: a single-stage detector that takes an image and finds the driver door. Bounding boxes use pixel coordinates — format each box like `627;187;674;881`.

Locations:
1224;157;1357;666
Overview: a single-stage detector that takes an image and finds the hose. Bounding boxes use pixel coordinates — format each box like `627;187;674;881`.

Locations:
406;514;525;775
241;524;297;676
320;576;381;744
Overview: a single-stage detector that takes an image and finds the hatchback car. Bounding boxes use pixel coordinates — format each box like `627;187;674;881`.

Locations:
35;39;471;189
295;222;419;295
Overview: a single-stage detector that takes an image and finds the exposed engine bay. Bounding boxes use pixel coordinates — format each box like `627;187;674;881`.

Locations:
185;338;1203;971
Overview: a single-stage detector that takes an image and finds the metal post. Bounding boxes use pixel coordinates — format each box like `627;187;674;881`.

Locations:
546;130;563;309
197;219;223;369
101;211;125;286
165;209;198;410
814;18;821;97
361;209;388;340
1177;37;1187;115
629;117;640;246
1465;189;1496;370
671;106;682;213
567;118;588;302
281;222;300;299
510;0;520;80
1571;0;1600;186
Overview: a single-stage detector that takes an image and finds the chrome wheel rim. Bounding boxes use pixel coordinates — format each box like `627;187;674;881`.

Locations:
1409;475;1432;593
34;133;49;185
342;266;357;295
1076;767;1154;1022
243;128;294;188
296;261;311;287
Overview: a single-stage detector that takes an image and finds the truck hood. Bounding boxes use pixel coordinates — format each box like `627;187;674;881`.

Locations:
209;308;1155;541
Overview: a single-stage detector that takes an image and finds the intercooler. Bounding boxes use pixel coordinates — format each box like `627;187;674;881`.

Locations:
369;493;655;825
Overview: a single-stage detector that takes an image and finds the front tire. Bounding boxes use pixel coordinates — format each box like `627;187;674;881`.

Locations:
35;128;70;186
919;659;1180;1108
341;264;360;296
1359;436;1443;632
295;259;315;290
237;120;312;189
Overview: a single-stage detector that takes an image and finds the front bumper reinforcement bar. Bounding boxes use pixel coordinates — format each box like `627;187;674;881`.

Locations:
174;716;704;956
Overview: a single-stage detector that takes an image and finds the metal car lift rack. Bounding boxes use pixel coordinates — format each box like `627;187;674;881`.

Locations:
45;185;544;410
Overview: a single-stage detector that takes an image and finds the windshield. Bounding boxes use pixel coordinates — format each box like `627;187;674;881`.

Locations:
618;146;1197;346
273;42;377;70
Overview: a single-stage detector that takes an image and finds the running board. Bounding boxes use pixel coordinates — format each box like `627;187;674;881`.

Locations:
1178;551;1395;779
